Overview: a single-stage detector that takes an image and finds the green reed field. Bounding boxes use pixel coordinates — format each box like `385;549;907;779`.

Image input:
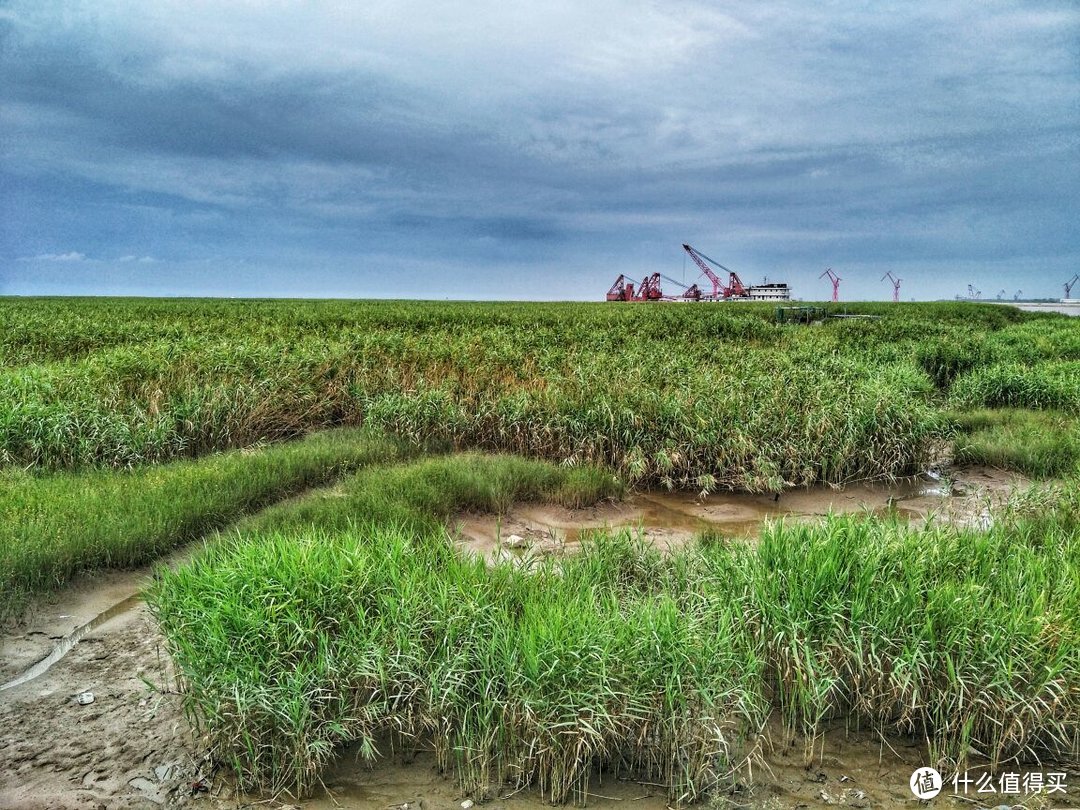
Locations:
0;427;419;620
4;297;1080;803
4;297;1079;486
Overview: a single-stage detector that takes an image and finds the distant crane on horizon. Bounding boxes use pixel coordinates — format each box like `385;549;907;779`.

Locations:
1014;289;1023;301
967;284;981;300
820;268;841;302
996;289;1007;300
1065;274;1079;299
881;271;902;303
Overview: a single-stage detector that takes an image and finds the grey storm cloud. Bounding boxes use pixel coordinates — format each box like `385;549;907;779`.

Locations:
1;0;1078;299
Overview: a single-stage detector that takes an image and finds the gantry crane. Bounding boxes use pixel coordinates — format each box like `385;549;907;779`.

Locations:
606;275;634;301
820;269;841;302
881;271;901;303
658;273;703;301
1065;275;1079;299
605;273;668;301
635;273;664;301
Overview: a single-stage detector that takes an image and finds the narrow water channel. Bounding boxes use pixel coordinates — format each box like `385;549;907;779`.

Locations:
453;474;968;557
0;594;143;692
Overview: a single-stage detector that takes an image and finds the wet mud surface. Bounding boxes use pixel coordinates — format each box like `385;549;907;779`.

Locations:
0;595;214;809
304;718;1079;810
5;466;1073;810
453;467;1024;560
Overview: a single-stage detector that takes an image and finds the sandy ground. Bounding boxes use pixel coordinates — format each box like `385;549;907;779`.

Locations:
0;594;217;809
5;467;1076;810
304;716;1080;810
298;726;926;810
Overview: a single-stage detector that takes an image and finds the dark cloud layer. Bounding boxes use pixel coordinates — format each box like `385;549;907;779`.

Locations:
1;1;1078;300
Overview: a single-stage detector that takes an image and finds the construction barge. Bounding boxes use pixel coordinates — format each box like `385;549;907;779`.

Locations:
606;243;792;302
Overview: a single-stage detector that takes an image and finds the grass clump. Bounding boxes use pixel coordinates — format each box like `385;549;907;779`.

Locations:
239;452;622;537
0;427;415;622
153;528;763;804
149;456;1080;803
949;409;1080;477
914;334;997;389
751;506;1079;766
949;361;1080;412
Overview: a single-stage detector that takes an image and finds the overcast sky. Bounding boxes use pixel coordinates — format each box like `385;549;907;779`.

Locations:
1;1;1078;301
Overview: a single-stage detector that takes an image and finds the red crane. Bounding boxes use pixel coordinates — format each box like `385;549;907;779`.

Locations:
681;283;703;301
634;273;664;301
681;244;748;299
607;272;695;302
1065;274;1079;299
820;268;841;302
606;274;635;301
881;271;901;303
658;273;702;301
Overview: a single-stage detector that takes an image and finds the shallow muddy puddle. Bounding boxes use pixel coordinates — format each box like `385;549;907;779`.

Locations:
0;570;150;687
452;466;1022;559
0;543;203;689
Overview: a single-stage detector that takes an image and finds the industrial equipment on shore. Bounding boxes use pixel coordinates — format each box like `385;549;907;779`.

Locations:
604;244;792;302
882;272;901;303
1064;274;1079;302
820;268;841;302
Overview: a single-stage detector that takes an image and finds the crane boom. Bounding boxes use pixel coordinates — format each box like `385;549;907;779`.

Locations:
658;272;706;301
606;274;639;302
606;274;628;301
820;269;841;302
681;244;747;298
682;244;721;297
881;271;901;303
634;273;664;301
1065;274;1079;299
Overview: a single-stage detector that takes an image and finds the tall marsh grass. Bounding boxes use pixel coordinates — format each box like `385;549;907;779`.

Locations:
149;457;1080;803
949;361;1080;412
0;428;415;622
950;409;1080;477
5;298;1078;484
7;298;1046;488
